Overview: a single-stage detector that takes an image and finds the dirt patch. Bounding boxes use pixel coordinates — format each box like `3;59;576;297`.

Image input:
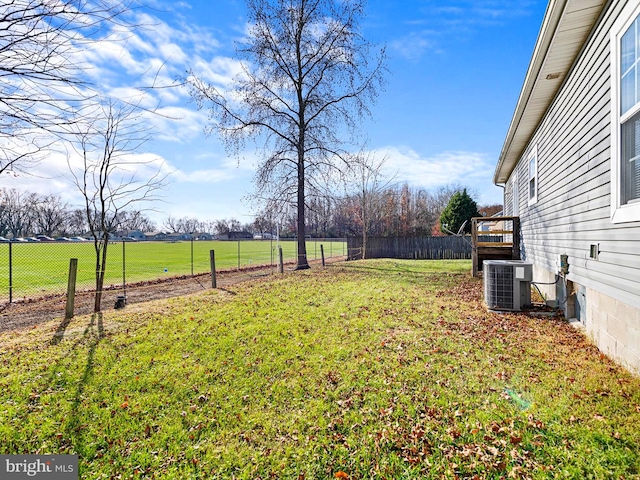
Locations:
0;257;346;333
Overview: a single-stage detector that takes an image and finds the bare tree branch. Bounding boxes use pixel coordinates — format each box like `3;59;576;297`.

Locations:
187;0;386;269
0;0;140;174
67;96;168;312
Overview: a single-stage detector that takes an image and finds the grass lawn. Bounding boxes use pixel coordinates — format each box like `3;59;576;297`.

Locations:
0;239;345;302
0;259;639;479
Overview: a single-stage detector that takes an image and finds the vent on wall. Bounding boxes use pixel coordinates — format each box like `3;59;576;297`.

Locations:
483;260;533;311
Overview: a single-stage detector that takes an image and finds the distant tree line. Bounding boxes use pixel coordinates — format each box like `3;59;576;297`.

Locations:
0;185;501;239
0;188;157;238
251;183;502;239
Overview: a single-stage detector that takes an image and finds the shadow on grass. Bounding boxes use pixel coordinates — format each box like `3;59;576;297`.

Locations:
216;287;238;296
50;316;73;346
63;313;105;456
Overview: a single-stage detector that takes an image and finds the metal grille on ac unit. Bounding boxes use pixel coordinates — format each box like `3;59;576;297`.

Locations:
483;260;533;311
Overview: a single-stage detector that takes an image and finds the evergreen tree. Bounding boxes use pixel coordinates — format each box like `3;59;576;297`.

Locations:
439;189;479;235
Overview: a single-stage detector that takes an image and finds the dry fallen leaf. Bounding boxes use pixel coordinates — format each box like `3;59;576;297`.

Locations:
509;435;522;445
334;472;349;479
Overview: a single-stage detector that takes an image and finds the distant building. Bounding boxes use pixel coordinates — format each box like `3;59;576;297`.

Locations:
218;231;253;240
127;230;146;241
144;232;167;241
166;232;194;241
253;233;275;240
195;232;214;240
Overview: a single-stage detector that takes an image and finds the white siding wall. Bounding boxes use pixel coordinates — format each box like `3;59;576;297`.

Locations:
508;0;640;312
505;0;640;373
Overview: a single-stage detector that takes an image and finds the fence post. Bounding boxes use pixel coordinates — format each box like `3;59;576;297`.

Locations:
321;244;325;267
8;241;12;304
210;250;217;288
278;246;284;273
471;218;479;277
191;239;194;276
237;239;241;271
122;241;126;299
65;258;78;320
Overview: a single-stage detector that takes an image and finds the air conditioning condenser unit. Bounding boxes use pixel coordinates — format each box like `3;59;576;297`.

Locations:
483;260;533;311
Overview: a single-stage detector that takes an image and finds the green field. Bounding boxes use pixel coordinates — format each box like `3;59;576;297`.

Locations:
0;239;346;302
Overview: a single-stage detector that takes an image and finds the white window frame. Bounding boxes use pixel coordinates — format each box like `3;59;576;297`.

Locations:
610;1;640;223
527;145;538;206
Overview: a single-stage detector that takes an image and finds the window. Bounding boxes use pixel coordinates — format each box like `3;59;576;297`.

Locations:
611;2;640;223
527;146;538;205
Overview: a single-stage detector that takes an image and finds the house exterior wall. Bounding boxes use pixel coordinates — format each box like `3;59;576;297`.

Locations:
504;0;640;374
127;230;146;241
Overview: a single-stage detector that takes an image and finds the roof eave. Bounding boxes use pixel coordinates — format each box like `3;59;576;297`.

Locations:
494;0;608;185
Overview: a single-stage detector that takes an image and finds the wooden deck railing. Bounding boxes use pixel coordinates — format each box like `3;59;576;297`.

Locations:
471;216;520;277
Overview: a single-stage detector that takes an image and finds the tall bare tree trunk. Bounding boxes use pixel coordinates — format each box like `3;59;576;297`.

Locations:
187;0;386;268
296;146;309;270
94;240;108;313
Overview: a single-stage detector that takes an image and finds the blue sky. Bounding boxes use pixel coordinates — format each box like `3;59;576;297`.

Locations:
5;0;548;226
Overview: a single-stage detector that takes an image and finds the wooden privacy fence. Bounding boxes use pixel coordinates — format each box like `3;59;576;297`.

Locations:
347;236;472;260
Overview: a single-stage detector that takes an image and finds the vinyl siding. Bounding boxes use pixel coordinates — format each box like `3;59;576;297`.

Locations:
506;0;640;309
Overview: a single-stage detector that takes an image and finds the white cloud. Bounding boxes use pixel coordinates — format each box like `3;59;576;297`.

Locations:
371;146;494;189
390;32;441;61
1;149;80;207
158;42;188;64
108;87;158;109
364;145;504;206
191;56;246;87
171;168;235;183
63;11;246;145
142;106;208;142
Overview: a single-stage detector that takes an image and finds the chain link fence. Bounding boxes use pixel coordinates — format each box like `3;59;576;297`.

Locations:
0;238;346;309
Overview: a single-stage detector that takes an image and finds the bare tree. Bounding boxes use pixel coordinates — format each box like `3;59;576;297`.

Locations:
68;98;167;312
117;210;156;232
229;218;243;232
346;151;393;258
253;211;277;236
214;219;231;236
478;204;503;217
65;208;88;235
188;0;386;269
176;216;201;234
162;215;179;233
214;218;243;235
0;0;135;174
35;194;69;236
162;215;202;234
0;188;39;237
305;196;334;237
